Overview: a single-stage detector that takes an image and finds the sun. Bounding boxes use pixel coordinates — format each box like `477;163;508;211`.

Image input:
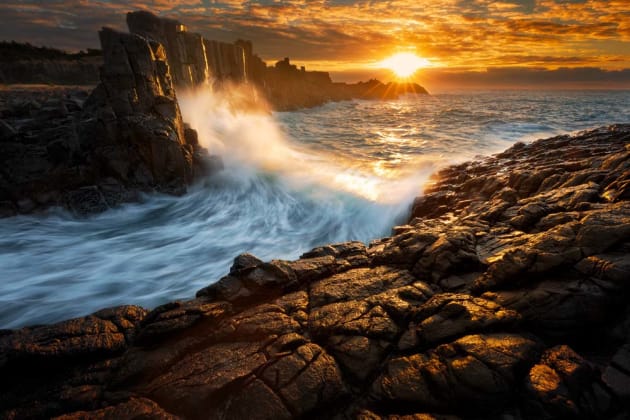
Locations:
378;52;430;78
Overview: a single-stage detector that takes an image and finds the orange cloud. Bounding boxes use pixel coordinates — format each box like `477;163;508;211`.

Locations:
0;0;628;85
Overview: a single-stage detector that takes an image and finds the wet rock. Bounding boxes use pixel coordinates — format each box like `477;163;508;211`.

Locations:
140;341;268;416
309;300;400;340
356;412;460;420
260;342;348;416
127;11;249;88
310;266;417;307
0;119;16;139
53;397;178;419
0;305;146;418
0;26;217;216
135;299;231;344
0;305;145;368
526;345;605;418
575;204;630;255
64;185;110;215
210;379;291;420
412;227;481;282
196;260;298;304
410;190;457;220
230;253;264;274
2;126;630;418
369;228;439;267
366;281;434;321
372;334;540;412
575;251;630;290
287;241;370;282
212;302;302;341
402;294;521;349
327;335;390;381
482;277;612;339
84;27;194;190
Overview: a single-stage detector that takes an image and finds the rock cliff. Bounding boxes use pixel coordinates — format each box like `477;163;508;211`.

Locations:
0;28;218;216
124;12;428;110
1;125;629;419
126;11;252;88
1;10;429;216
84;27;198;191
1;12;429;114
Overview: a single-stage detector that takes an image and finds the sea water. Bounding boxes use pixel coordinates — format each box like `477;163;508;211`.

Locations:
1;89;628;328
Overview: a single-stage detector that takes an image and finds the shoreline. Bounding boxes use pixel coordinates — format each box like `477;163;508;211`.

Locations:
2;125;629;418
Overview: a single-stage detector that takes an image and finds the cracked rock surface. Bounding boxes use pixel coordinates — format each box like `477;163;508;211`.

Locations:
1;125;630;419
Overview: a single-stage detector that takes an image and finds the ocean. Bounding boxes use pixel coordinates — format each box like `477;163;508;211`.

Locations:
1;89;628;328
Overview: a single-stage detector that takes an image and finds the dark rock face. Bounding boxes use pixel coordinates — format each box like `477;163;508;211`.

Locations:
0;86;89;216
84;28;196;190
0;28;218;217
1;126;629;418
0;306;146;419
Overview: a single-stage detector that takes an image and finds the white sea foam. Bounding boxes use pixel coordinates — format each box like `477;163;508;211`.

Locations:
1;88;628;328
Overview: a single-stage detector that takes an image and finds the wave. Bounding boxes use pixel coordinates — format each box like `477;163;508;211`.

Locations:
0;86;429;328
1;88;628;328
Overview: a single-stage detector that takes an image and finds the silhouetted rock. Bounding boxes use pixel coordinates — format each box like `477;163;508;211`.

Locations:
0;41;101;85
2;126;629;418
263;59;429;111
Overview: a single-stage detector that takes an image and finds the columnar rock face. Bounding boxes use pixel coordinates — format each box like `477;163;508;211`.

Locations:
125;11;429;110
83;27;195;190
126;11;249;88
1;126;629;418
203;39;246;82
236;39;267;85
126;11;208;88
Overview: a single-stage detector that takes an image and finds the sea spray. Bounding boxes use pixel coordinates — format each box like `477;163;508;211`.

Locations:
178;85;434;204
1;89;627;328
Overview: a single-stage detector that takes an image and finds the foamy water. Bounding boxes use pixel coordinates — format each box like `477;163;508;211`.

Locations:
1;89;628;328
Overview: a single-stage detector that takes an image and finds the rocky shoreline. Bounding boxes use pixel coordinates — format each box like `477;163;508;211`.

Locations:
0;11;428;217
1;125;629;419
0;25;220;217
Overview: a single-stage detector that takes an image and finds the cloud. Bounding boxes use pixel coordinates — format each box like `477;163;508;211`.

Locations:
0;0;628;85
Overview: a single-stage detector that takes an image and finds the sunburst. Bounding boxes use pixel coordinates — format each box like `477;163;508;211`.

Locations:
378;52;430;78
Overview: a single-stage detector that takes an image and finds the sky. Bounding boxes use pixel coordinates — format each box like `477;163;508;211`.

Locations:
1;0;629;90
